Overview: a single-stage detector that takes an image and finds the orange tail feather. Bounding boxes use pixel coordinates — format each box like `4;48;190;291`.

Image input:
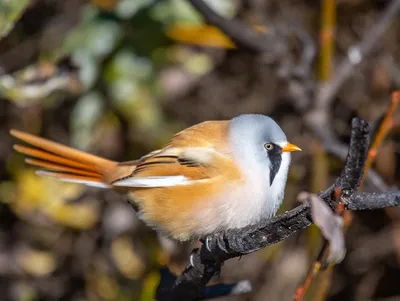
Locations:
10;129;135;187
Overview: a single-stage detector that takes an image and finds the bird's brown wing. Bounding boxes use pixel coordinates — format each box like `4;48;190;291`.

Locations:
117;121;244;240
112;120;242;187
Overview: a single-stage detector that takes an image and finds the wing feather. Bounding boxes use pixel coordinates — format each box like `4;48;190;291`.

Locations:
112;120;237;188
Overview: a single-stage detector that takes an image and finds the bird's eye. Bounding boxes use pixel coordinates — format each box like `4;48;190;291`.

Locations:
264;143;273;150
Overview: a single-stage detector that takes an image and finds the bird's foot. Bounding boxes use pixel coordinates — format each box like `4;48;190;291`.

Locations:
202;230;257;255
188;248;223;279
189;249;197;267
203;232;229;254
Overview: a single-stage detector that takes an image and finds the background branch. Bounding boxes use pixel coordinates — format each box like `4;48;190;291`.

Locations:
188;0;273;51
187;0;398;194
317;0;400;108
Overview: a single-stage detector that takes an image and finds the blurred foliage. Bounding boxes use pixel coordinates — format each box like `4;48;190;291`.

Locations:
0;1;242;300
0;0;30;38
2;170;99;229
0;60;83;107
111;235;146;279
0;1;213;300
166;24;236;49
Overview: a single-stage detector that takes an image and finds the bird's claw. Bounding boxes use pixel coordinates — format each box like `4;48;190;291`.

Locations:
203;232;229;253
205;235;213;252
189;251;196;267
188;248;222;279
207;232;254;254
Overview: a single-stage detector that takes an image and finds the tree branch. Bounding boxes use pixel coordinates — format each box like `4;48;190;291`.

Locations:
156;119;400;301
347;191;400;211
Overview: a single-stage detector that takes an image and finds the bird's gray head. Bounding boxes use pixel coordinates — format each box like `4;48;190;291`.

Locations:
228;114;301;186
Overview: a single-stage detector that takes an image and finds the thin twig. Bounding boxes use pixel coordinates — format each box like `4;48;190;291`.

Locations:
303;0;400;193
294;187;344;301
299;91;399;300
317;0;400;109
361;90;400;186
301;1;338;296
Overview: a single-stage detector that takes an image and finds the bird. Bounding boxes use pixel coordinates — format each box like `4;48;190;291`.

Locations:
10;114;301;242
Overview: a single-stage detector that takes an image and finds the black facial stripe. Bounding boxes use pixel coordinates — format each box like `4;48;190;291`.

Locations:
268;144;282;186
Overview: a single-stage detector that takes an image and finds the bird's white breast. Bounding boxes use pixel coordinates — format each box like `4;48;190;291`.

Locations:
216;151;291;230
191;142;291;236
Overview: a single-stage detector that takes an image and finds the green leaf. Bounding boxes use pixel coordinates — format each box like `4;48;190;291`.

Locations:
0;0;30;39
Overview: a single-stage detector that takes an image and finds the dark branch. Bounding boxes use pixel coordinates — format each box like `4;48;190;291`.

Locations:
156;119;400;301
347;191;400;211
334;118;369;196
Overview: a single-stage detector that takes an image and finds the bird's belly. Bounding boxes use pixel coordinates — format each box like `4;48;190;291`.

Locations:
130;177;275;241
131;178;233;240
210;181;276;230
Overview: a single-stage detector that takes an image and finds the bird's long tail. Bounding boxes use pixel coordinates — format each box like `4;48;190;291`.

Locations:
10;129;135;188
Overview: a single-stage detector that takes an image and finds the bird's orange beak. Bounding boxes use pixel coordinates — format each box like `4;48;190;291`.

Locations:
282;142;302;153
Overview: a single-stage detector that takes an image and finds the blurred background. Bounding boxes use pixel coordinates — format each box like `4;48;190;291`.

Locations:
0;0;399;300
